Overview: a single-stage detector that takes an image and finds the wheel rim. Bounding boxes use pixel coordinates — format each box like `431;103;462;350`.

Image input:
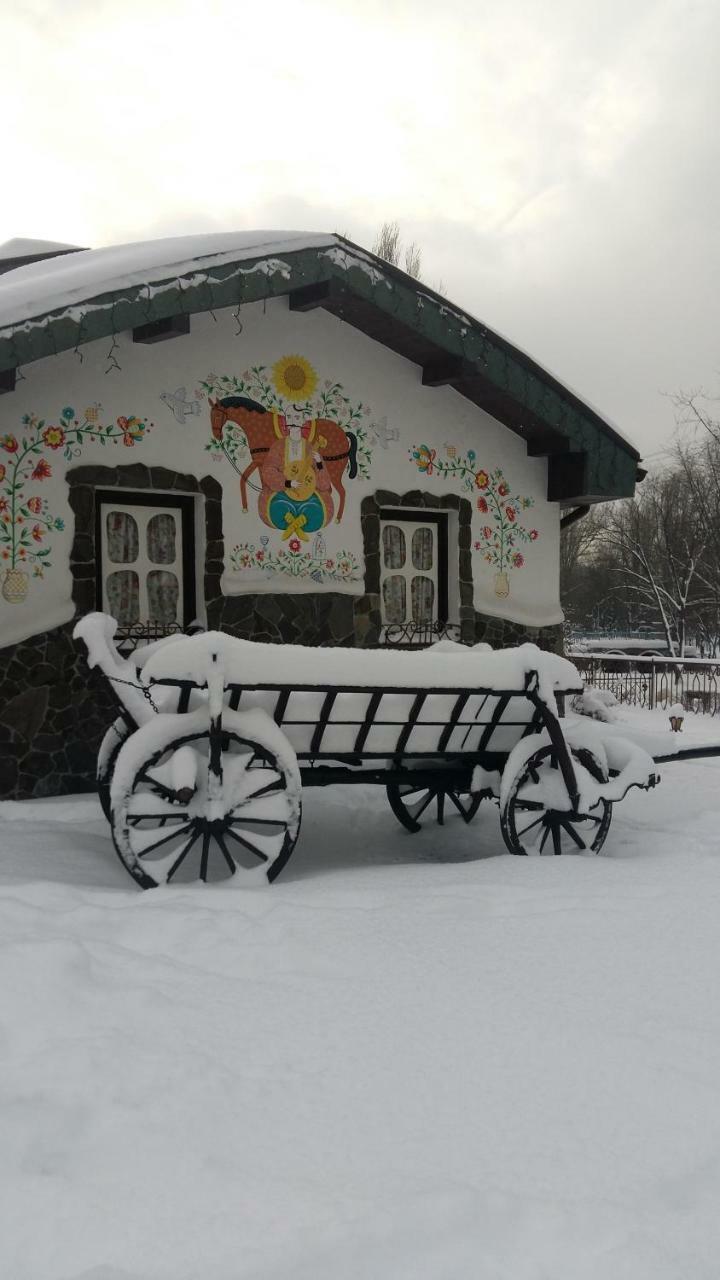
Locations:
387;781;483;833
501;746;612;856
97;717;132;822
113;729;300;887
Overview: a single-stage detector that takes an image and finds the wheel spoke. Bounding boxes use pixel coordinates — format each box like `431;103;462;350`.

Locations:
514;798;545;812
436;790;445;825
199;829;211;882
128;812;188;823
517;813;546;839
135;822;192;857
409;789;436;821
137;771;176;800
215;830;238;875
166;828;201;882
232;778;284;807
447;790;469;819
539;822;552;853
551;821;562;856
228;816;287;829
223;826;269;862
560;817;586;851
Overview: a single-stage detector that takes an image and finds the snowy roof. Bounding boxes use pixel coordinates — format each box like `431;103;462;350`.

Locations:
0;230;641;499
0;232;334;327
0;237;84;262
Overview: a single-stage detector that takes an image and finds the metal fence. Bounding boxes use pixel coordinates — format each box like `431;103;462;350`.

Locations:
568;652;720;716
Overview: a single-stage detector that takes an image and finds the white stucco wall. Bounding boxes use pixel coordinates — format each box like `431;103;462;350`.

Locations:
0;297;562;648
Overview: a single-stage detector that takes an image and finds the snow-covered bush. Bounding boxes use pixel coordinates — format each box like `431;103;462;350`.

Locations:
572;683;619;723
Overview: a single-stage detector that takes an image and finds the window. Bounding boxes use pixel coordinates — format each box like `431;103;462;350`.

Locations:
379;511;448;639
96;491;196;630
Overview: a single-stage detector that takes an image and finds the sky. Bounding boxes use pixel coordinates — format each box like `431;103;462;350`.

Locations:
2;0;719;460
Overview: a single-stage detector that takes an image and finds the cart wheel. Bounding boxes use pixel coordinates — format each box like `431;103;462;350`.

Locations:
97;716;132;821
500;744;612;856
110;710;301;888
386;781;483;834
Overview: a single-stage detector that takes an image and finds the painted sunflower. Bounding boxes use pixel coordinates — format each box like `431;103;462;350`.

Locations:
271;355;317;402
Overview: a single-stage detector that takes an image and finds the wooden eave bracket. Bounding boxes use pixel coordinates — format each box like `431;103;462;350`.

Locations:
288;280;334;312
132;314;190;344
0;367;16;394
547;451;588;502
421;355;467;386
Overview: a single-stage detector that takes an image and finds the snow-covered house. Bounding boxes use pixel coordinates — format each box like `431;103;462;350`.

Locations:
0;232;641;799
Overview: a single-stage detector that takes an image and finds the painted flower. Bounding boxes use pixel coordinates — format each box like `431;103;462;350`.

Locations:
272;354;318;402
325;558;335;570
1;548;8;559
338;558;352;575
476;497;488;513
497;481;510;497
1;435;18;453
288;537;302;553
61;406;75;420
474;470;489;490
31;523;44;542
413;445;436;474
42;425;65;449
27;496;42;514
530;529;538;540
0;498;6;513
32;459;51;480
482;525;492;539
467;450;476;463
0;464;4;483
512;552;525;568
505;506;516;522
238;551;252;568
255;549;265;562
54;517;64;531
474;540;481;551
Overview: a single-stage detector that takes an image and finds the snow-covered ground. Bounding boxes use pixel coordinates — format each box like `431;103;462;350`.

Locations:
2;707;720;1279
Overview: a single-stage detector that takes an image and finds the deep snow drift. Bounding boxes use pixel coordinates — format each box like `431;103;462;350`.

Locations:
2;709;720;1279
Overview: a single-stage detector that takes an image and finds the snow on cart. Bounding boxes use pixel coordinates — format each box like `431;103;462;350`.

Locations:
74;613;659;888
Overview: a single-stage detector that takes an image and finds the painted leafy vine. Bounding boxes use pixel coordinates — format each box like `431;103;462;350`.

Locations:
0;406;151;595
230;539;362;583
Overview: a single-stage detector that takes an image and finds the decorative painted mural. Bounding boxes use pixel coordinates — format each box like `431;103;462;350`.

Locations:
230;534;362;583
0;405;151;605
202;359;376;535
410;445;539;598
201;356;377;582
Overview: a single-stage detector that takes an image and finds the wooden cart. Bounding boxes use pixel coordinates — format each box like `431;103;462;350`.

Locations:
75;614;658;888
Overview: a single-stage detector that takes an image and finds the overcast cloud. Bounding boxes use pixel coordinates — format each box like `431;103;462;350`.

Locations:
2;0;719;458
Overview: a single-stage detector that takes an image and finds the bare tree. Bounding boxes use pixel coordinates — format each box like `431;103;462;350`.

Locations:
372;221;422;280
604;467;715;657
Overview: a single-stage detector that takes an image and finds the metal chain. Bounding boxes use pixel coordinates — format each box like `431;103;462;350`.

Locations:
109;674;161;715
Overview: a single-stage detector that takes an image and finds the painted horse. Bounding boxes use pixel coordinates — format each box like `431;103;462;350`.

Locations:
209;395;358;525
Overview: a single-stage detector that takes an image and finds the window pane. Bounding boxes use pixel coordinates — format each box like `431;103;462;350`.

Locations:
382;575;406;624
382;525;406;570
412;526;434;571
106;511;138;564
411;575;435;622
147;512;177;565
106;570;139;624
147;569;179;624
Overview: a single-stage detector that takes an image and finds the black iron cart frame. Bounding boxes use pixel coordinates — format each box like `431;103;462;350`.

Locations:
75;614;658;889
